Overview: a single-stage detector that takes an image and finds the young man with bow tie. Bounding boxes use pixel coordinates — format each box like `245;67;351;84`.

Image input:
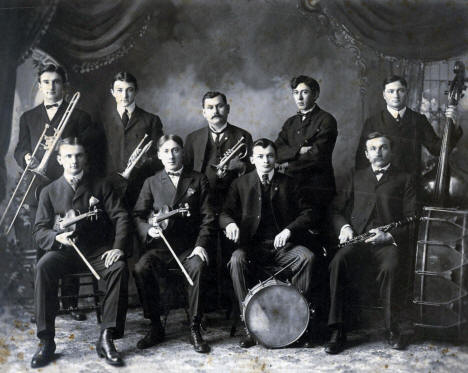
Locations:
220;138;318;348
102;71;164;207
14;64;99;321
355;75;461;197
275;76;338;211
133;135;216;353
325;132;417;354
31;137;130;368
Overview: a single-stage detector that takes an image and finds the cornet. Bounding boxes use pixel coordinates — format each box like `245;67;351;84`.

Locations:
0;92;81;235
118;134;153;180
211;136;248;177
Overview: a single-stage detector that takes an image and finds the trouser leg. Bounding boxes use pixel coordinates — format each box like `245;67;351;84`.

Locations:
375;244;402;330
35;250;75;339
273;245;315;297
133;250;165;322
89;256;129;337
228;249;250;311
183;255;206;319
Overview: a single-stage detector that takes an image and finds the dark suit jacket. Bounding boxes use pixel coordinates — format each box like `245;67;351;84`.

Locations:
133;169;216;256
33;174;131;258
355;108;463;179
101;106;164;206
219;170;317;249
184;123;253;189
14;102;96;180
330;166;417;247
275;105;337;204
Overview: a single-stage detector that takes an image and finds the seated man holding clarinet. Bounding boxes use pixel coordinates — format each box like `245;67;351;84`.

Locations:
32;137;130;368
133;134;216;353
325;131;417;354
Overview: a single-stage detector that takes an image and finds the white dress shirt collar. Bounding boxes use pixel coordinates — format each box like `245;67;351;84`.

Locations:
256;168;275;182
117;102;136;119
166;167;184;188
387;106;406;119
64;170;84;187
371;163;391;181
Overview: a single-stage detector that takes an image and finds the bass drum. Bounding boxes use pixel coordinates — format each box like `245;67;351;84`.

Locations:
242;278;309;348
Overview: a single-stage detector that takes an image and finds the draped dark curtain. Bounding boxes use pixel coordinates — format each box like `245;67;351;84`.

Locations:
0;0;58;201
323;0;468;62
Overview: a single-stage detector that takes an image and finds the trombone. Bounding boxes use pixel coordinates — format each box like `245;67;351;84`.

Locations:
0;92;81;235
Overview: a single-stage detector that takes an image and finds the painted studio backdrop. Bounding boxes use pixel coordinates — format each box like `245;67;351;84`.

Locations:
2;0;468;303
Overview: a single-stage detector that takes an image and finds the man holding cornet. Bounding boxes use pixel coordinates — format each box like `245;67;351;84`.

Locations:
32;137;130;368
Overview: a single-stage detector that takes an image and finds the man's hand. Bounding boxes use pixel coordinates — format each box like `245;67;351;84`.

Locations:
445;105;458;125
299;146;313;155
148;227;161;239
274;228;291;249
339;226;354;244
365;229;393;245
24;153;39;168
276;162;288;174
55;231;74;246
225;222;240;243
188;246;209;265
101;249;124;268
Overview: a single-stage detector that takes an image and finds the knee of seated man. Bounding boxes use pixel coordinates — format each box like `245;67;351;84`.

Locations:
228;249;247;268
108;259;128;274
294;246;315;265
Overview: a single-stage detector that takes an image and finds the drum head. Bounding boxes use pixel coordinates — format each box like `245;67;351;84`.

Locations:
244;284;309;348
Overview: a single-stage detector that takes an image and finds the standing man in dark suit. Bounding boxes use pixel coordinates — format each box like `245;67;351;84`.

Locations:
31;137;130;368
14;63;97;320
355;75;461;196
102;71;164;207
184;91;253;211
133;135;216;353
325;132;417;354
275;75;338;211
220;138;317;348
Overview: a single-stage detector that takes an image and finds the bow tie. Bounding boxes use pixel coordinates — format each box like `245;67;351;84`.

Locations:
45;103;59;110
297;111;311;117
167;171;182;177
374;169;386;176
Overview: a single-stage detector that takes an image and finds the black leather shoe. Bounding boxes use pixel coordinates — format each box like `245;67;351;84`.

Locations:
137;323;165;349
386;329;406;350
31;339;55;368
96;329;123;366
239;327;256;348
70;310;86;321
189;317;210;353
324;327;346;354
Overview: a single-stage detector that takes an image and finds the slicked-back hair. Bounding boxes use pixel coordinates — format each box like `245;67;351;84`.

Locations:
202;91;227;108
111;72;138;91
58;137;85;153
365;131;393;148
382;75;407;90
38;64;67;83
290;75;320;95
157;134;184;150
252;138;277;155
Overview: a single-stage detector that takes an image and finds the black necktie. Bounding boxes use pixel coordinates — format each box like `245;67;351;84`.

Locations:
45;103;59;110
396;113;401;123
122;109;129;128
261;174;270;185
167;171;182;177
374;169;386;176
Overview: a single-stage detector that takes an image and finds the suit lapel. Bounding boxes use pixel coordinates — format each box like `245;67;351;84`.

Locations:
193;127;209;171
156;171;177;206
270;172;280;200
50;101;67;128
72;174;90;204
173;170;193;206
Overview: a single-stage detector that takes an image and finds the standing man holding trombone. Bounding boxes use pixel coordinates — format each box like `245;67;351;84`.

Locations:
8;64;98;321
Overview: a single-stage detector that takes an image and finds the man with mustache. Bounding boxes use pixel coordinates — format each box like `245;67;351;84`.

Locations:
326;132;417;354
355;75;461;198
275;75;337;211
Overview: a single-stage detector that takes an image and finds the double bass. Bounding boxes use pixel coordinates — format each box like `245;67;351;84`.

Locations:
423;61;468;207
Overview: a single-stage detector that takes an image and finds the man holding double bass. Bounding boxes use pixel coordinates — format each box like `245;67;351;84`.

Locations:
133;134;216;353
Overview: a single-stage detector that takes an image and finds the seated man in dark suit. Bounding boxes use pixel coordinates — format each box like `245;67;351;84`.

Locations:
325;132;417;354
133;135;216;353
32;137;130;368
220;138;318;348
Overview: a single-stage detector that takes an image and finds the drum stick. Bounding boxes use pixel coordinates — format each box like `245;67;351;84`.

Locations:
265;259;297;282
156;228;194;287
67;238;101;280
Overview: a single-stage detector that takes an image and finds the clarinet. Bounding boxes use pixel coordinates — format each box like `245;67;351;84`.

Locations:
337;215;418;249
